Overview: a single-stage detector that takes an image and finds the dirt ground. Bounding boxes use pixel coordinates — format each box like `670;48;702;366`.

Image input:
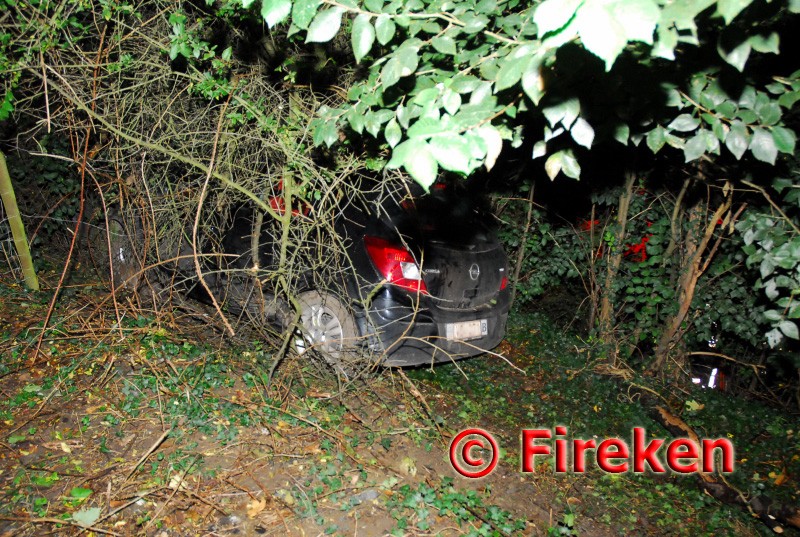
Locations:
0;271;631;536
0;273;766;536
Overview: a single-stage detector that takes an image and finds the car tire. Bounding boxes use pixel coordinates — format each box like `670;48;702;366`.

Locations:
224;273;289;326
295;290;358;363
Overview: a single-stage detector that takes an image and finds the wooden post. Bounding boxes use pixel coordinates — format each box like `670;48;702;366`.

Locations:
0;151;39;291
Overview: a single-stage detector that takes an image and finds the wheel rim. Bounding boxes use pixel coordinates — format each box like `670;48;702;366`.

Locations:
298;301;345;355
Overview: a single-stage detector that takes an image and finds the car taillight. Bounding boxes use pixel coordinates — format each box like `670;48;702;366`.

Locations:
364;236;428;294
500;276;508;290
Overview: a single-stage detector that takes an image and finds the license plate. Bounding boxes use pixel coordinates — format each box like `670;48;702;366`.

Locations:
445;319;488;341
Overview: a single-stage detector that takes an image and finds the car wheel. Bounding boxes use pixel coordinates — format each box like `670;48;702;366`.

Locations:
224;273;289;327
295;290;358;361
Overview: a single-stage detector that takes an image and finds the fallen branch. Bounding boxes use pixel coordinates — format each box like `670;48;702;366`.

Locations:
607;374;800;533
0;515;121;536
653;405;800;532
123;428;172;482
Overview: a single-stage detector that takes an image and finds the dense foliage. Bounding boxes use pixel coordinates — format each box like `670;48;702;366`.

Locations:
237;0;800;185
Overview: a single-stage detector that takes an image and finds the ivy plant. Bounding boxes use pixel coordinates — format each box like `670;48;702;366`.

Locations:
738;175;800;347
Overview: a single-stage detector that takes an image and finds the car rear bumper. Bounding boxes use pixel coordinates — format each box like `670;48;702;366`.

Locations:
360;287;509;366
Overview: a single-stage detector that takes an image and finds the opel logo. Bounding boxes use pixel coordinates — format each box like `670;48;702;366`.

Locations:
469;263;480;281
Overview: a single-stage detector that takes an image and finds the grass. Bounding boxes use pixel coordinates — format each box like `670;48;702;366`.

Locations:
0;272;797;535
408;311;796;536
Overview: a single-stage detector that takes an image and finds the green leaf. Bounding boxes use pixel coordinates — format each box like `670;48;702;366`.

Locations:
462;13;489;33
757;102;781;126
725;121;749;160
544;125;564;142
667;114;699;132
375;14;396;45
716;0;754;24
544;151;562;180
750;127;777;164
73;507;101;528
718;39;750;72
450;75;481;94
779;320;799;340
685;400;704;412
306;7;344;43
570;117;594;149
387;138;422;168
431;36;457;55
0;91;14;121
313;117;340;147
381;57;402;88
683;132;707;162
442;89;461;116
385;118;402;148
738;109;758;123
738;86;757;109
352;14;375;63
347;107;365;133
260;0;291;28
292;0;322;30
772;126;796;154
766;327;783;348
428;135;472;174
613;123;630;145
543;97;579;128
521;56;544;104
364;110;388;137
575;3;627;70
778;91;800;109
652;25;678;59
754;245;776;273
749;32;779;54
407;117;447;139
532;140;547;159
380;46;418;89
608;0;659;44
560;149;581;179
452;103;494;129
411;87;439;107
464;131;488;159
475;0;498;14
564;512;576;527
494;54;527;92
534;0;582;37
646;126;666;153
664;123;698;147
70;487;93;499
476;125;503;170
404;143;438;188
396;46;419;77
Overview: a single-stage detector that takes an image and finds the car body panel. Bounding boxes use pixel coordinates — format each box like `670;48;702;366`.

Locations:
342;184;510;365
202;181;510;366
